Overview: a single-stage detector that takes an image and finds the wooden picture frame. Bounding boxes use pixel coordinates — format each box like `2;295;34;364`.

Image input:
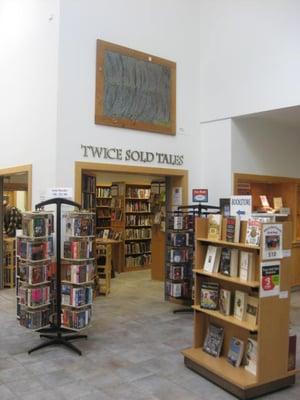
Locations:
95;40;176;135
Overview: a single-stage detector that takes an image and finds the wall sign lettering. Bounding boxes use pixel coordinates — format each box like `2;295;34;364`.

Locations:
81;144;184;166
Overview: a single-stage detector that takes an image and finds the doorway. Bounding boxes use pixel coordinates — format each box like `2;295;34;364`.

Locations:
0;164;32;289
74;161;188;284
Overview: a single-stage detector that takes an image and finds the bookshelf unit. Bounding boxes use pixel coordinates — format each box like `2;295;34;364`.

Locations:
125;184;152;271
62;211;95;330
183;217;297;399
3;238;16;288
165;212;194;305
81;172;96;211
96;185;112;231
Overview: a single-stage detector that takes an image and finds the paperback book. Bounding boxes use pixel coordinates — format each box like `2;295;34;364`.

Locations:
245;296;259;326
207;214;222;240
203;246;222;273
234;290;248;321
203;324;224;357
219;288;232;315
200;281;219;310
226;216;241;243
227;337;244;367
239;251;256;281
245;219;262;246
244;338;257;375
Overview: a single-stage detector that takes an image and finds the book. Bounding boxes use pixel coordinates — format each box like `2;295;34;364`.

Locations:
239;251;255;281
245;219;261;246
173;215;183;230
219;248;231;275
245;296;259;326
219;198;230;217
170;232;189;247
207;214;222;240
260;195;270;208
169;265;184;280
273;197;283;212
234;290;248;321
229;249;239;277
245;338;257;375
226;216;241;243
219;288;232;315
200;281;219;310
203;324;224;357
203;246;221;273
227;337;244;367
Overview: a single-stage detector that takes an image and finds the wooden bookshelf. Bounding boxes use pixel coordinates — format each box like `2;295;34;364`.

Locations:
81;172;96;211
3;238;16;288
183;217;296;399
96;185;112;231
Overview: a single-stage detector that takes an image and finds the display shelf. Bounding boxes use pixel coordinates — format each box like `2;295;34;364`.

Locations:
192;305;258;332
61;280;94;286
183;216;296;399
193;269;260;289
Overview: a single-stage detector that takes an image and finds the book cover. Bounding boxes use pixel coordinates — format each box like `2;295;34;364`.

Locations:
33;217;46;237
239;251;250;281
219;198;231;217
203;246;218;273
260;261;280;297
207;214;222;240
219;248;231;275
203;324;224;357
245;296;259;326
245;338;257;375
229;249;239;277
219;288;232;316
273;197;283;212
227;337;244;367
170;265;184;280
234;290;248;321
245;219;261;246
200;281;219;310
226;217;236;242
170;232;189;247
173;215;183;230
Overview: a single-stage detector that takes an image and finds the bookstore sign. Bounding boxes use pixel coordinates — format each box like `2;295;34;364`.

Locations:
81;144;184;166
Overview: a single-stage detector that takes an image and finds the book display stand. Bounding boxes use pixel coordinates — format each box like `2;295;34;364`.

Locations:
183;216;297;399
17;198;95;356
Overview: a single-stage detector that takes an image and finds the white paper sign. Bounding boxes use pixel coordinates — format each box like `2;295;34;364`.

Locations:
230;195;252;221
262;224;283;260
46;187;73;200
172;187;182;206
282;249;291;258
279;291;289;299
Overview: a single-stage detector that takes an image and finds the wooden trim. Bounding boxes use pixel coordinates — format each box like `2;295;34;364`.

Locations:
233;172;300;193
95;39;176;135
75;161;188;206
0;164;32;210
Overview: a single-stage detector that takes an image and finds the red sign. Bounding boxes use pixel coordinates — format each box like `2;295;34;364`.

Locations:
192;189;208;202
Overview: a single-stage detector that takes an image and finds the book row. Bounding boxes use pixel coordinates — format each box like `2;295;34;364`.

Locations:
167;232;192;247
18;261;49;285
97;208;111;218
125;254;151;268
167;214;194;231
97;229;122;240
61;285;93;307
22;212;54;238
97;198;111;207
125;228;152;240
200;281;258;324
166;280;189;298
111;209;123;221
18;285;50;308
82;193;96;210
203;323;257;373
125;200;151;213
65;214;95;237
126;187;151;199
125;241;151;255
125;215;152;227
167;265;190;281
204;246;256;281
168;248;192;263
17;237;54;261
61;307;92;330
97;219;111;228
19;307;50;330
62;263;94;284
64;239;94;260
111;198;122;208
96;186;111;198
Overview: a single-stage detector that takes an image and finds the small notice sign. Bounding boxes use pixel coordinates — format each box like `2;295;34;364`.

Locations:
46;187;73;200
230;195;252;221
260;261;280;298
192;189;208;202
262;224;283;260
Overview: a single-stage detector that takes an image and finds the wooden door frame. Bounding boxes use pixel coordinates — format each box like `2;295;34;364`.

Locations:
0;164;32;210
74;161;188;204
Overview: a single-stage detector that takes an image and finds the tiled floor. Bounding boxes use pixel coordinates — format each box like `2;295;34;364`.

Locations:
0;270;299;399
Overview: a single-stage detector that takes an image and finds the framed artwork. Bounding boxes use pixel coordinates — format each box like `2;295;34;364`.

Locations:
95;40;176;135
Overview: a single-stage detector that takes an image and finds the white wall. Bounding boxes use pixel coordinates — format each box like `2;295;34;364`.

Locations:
0;0;59;206
199;119;232;205
56;0;202;204
232;118;300;178
199;0;300;121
